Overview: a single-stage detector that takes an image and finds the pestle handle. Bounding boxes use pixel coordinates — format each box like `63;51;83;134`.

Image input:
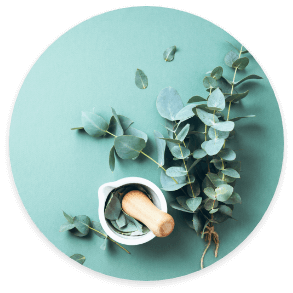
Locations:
122;190;175;237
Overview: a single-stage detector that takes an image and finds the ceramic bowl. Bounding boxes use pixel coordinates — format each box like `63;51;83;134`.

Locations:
98;177;167;245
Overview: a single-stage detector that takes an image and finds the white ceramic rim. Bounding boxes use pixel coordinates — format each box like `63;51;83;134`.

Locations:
98;177;167;245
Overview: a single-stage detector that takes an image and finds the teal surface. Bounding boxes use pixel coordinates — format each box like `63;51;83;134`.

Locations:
9;7;283;280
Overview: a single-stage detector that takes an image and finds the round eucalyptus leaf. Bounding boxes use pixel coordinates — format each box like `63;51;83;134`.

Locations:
218;171;236;183
109;146;115;172
224;192;241;204
204;198;218;211
211;121;235;132
207;88;225;111
193;213;204;234
163;45;176;62
188;96;206;103
201;138;225;156
204;187;216;200
135;69;148;89
114;135;146;160
92;221;107;239
59;222;75;232
166;166;187;177
208;127;230;140
196;108;219;126
226;160;241;172
160;170;187;191
203;76;217;89
186;197;202;212
224;51;239;67
170;201;194;213
210;158;224;170
104;194;121;220
215;184;234;202
156;87;184;121
218;205;233;218
222;168;240;178
193;149;207;159
125;126;148;143
81;112;109;137
175;102;207;122
176;196;192;211
234;74;263;87
232;57;249;70
73;215;91;236
211;66;223;80
170;145;190;159
154;130;166;167
206;172;226;187
225;90;249;103
176;124;190;141
218;148;236;161
70;254;86;265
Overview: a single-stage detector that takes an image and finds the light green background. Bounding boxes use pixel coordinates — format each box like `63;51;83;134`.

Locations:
9;7;283;280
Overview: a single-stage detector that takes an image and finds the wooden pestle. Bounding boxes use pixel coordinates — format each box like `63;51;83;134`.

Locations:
122;190;175;237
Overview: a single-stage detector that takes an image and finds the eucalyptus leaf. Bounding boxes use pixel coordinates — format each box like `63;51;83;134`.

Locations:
116;213;127;228
218;171;236;183
188;96;206;103
225;90;249;103
125;127;148;143
71;127;84;130
232;57;249;70
63;211;74;224
186;197;202;212
215;184;234;202
193;149;207;159
100;238;108;250
209;208;219;214
224;192;241;204
211;66;223;80
114;135;146;160
156;87;184;121
109;146;115;172
92;221;107;239
59;223;75;232
154;130;166;167
230;115;255;122
187;178;201;197
118;115;133;132
193;213;204;234
207;88;225;111
196;108;219;126
166;167;187;177
218;148;236;161
111;108;123;136
206;172;226;188
201;138;225;156
188;158;202;173
176;124;190;141
226;41;240;52
234;75;263;87
81;112;109;137
135;69;148;89
210;158;224;170
122;212;143;233
170;145;190;159
208;127;229;140
165;119;176;132
224;51;239;67
222;168;240;178
160;137;181;144
211;121;235;132
104;194;121;220
160;170;187;191
176;196;192;211
70;254;86;265
203;76;217;89
218;205;233;218
175;102;206;122
163;45;176;62
73;215;91;236
204;198;218;211
169;201;194;213
111;220;137;232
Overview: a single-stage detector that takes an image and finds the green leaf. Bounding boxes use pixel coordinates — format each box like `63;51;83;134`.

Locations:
218;148;236;161
125;127;148;143
232;57;249;70
230;115;255;122
209;208;219;214
186;197;202;212
188;158;202;172
165;119;176;132
224;51;239;67
123;211;143;233
92;221;107;239
73;215;91;236
159;138;181;144
111;220;137;232
206;172;226;187
104;194;121;220
201;138;225;156
225;90;249;103
100;238;108;250
111;108;123;136
211;121;235;131
207;88;225;111
114;135;146;160
204;187;216;200
219;171;236;183
176;196;192;210
166;167;187;177
208;127;229;140
109;146;115;172
170;201;194;213
222;168;240;178
170;145;190;159
196;108;219;126
193;149;207;159
118;115;133;131
160;170;187;191
187;178;201;197
135;69;148;89
71;127;84;130
193;213;204;234
176;124;190;141
226;41;240;52
70;254;86;265
234;75;263;87
218;205;233;218
215;184;234;202
204;199;218;211
188;96;206;103
156;87;184;121
203;76;217;89
225;192;241;204
175;102;206;122
154;130;166;167
226;160;241;172
210;158;224;170
211;66;223;80
63;211;74;224
59;223;75;232
116;213;127;228
163;45;176;62
81;112;109;137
